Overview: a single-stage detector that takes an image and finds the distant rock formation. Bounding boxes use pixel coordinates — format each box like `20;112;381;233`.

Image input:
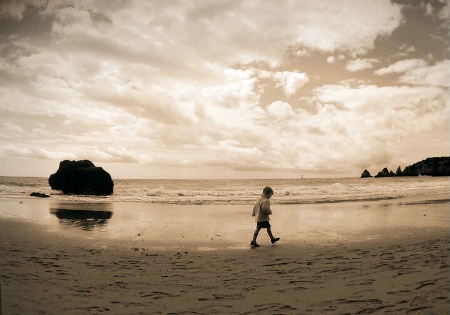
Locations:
375;167;395;178
402;157;450;176
366;157;450;178
360;170;372;178
49;160;114;195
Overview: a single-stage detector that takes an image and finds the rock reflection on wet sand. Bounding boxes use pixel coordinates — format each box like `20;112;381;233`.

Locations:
51;209;112;231
50;205;112;231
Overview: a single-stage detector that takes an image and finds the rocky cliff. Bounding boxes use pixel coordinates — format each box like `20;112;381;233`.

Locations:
363;156;450;178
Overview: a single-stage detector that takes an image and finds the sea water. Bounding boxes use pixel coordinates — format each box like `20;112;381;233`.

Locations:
0;176;448;205
0;176;448;248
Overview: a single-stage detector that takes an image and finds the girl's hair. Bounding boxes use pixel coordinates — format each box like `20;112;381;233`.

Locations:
263;186;274;197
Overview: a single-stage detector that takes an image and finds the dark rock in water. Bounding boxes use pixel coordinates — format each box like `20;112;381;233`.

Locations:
30;192;50;198
361;170;372;178
49;160;114;195
374;167;393;178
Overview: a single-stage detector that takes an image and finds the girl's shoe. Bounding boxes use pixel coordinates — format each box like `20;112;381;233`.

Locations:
271;237;280;244
250;241;260;247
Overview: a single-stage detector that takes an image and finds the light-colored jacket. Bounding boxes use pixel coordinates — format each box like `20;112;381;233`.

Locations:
252;195;272;222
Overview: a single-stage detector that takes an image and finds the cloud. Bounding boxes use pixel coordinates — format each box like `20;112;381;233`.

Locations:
375;59;448;87
375;59;428;76
422;0;448;22
312;84;448;139
399;60;449;87
346;58;379;72
0;0;46;20
437;4;448;21
327;54;345;64
0;144;77;160
193;78;447;173
266;101;295;118
327;56;336;64
315;83;446;109
91;147;152;164
0;1;447;178
272;71;309;96
1;0;403;70
2;121;25;134
394;44;417;58
299;83;447;170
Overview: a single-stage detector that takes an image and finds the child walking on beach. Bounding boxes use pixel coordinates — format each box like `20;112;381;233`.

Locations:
251;186;280;247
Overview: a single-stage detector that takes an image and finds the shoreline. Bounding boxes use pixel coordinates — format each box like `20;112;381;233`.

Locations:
1;195;449;314
2;175;449;206
0;194;448;247
0;193;448;249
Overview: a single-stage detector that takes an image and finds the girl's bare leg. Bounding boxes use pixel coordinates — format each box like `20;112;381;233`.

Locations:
252;228;261;243
267;227;274;240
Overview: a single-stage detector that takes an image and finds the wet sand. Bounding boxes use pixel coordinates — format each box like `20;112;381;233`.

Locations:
0;196;449;314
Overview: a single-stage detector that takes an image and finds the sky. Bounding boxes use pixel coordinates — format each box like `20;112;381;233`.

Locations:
0;0;448;179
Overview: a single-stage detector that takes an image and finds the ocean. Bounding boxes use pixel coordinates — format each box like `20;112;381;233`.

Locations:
0;175;448;249
0;176;448;205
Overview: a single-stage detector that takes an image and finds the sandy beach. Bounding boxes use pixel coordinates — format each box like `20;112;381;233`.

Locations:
0;196;449;314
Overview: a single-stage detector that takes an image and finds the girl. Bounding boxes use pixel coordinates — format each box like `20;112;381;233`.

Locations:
251;186;280;247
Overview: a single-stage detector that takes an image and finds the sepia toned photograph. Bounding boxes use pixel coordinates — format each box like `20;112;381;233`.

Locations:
0;0;448;314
